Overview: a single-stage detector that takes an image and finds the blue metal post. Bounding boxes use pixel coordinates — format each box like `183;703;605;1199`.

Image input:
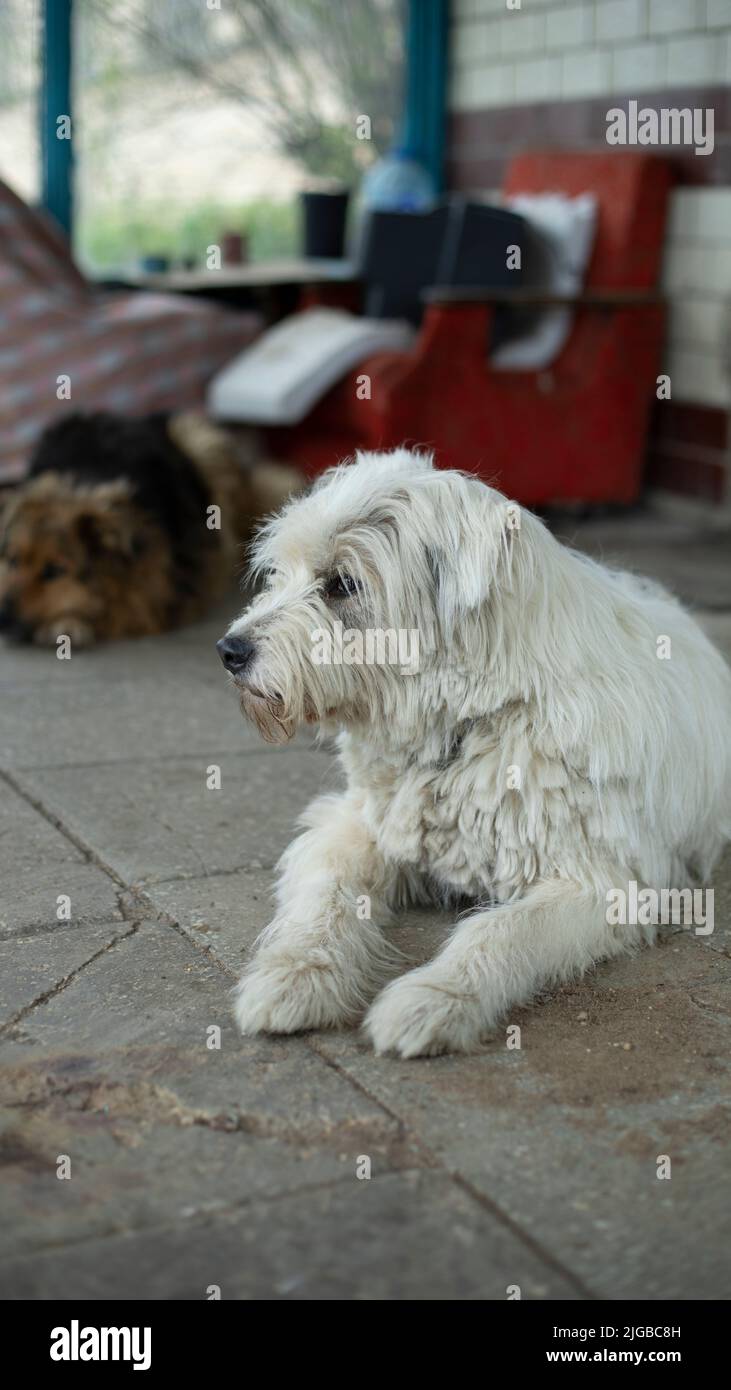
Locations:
403;0;449;193
41;0;74;237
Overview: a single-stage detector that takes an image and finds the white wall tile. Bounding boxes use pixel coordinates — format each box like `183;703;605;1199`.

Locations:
649;0;702;35
663;243;731;295
665;33;721;82
475;20;504;62
514;55;562;100
704;0;731;28
451;61;516;109
668;296;725;350
545;4;594;51
473;0;553;13
612;38;667;90
561;47;612;96
668;189;731;242
498;12;546;55
596;0;648;44
470;0;505;15
663;348;729;407
667;189;703;239
452;22;482;70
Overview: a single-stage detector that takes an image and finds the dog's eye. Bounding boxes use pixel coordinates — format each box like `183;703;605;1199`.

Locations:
40;562;66;583
324;572;360;601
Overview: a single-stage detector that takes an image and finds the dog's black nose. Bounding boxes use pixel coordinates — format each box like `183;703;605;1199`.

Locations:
0;601;15;632
217;635;256;675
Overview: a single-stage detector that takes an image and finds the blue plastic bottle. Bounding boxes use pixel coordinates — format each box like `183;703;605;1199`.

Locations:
360;148;435;213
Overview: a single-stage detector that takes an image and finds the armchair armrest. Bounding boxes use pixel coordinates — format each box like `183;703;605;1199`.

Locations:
422;286;662;308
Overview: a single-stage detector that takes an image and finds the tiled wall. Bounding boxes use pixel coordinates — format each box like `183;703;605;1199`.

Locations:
450;0;731;108
664;187;731;411
447;0;731;496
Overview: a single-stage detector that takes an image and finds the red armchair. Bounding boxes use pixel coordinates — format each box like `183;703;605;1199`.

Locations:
266;151;671;505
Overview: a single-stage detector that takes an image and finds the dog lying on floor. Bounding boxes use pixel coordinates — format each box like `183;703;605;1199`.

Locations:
217;448;731;1057
0;411;299;647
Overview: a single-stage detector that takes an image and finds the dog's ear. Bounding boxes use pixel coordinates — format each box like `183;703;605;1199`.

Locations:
426;474;538;629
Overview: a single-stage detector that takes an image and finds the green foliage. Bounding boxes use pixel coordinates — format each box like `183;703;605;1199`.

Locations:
77;197;300;273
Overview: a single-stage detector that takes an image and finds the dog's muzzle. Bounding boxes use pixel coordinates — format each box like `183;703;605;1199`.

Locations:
216;632;295;744
216;635;256;677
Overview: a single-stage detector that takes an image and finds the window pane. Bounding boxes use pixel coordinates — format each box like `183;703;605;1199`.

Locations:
0;0;42;205
74;0;406;273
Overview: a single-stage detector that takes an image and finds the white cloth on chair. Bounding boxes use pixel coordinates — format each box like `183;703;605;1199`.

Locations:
208;308;416;425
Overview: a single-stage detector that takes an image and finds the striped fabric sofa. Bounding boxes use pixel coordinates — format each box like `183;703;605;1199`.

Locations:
0;179;261;484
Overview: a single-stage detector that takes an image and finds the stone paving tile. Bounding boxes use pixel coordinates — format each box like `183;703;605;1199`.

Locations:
0;921;134;1026
0;779;122;937
0;920;432;1259
141;868;276;972
0;633;221;692
0;1169;580;1300
0;667;282;768
311;940;731;1300
0;919;240;1057
12;750;339;886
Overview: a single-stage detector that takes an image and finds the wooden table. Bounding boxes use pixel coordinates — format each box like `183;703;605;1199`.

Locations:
123;257;357;293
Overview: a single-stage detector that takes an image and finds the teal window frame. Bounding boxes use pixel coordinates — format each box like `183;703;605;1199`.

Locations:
41;0;74;236
40;0;449;240
402;0;449;193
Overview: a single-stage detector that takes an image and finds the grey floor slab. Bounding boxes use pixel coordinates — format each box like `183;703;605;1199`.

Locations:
12;749;338;886
0;919;242;1057
142;868;276;972
0;1040;424;1261
0;920;135;1026
0;1169;579;1300
0;918;435;1269
311;936;731;1300
0;632;221;692
0;668;282;769
0;779;122;936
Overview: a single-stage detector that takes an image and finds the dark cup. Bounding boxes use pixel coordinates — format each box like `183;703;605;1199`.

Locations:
300;190;349;259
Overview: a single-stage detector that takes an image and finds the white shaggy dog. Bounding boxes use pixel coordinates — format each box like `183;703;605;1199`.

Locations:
217;449;731;1057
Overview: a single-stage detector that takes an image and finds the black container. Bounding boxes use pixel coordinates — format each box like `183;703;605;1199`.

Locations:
300;190;349;259
358;206;450;324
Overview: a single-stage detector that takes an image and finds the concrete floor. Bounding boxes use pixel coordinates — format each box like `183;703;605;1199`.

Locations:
1;504;731;1301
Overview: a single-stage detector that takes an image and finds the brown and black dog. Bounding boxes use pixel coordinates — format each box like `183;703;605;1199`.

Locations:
0;412;299;647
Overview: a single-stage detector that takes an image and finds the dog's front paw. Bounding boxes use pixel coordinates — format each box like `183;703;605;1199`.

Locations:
234;952;362;1037
365;970;484;1058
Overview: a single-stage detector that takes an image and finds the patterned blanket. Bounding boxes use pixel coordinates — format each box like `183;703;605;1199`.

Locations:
0;179;261;483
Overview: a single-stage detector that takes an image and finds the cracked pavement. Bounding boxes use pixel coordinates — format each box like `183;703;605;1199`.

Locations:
1;505;731;1300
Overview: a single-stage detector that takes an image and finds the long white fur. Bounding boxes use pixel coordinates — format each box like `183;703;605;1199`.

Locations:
224;449;731;1057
